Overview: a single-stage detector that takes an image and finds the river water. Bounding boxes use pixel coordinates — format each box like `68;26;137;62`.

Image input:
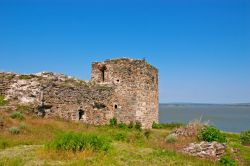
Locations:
159;104;250;133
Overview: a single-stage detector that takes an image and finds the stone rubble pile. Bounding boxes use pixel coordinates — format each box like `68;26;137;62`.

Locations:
171;122;204;137
183;141;226;159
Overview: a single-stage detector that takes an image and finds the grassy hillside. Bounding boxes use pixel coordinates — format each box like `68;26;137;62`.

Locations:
0;105;250;166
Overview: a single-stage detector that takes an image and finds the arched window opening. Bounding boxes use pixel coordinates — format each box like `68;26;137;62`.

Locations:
79;110;85;120
99;65;107;82
114;105;118;109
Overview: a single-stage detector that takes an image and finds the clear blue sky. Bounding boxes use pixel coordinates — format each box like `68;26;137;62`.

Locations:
0;0;249;103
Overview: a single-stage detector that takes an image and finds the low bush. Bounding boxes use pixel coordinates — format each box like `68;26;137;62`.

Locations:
9;127;20;135
118;123;127;129
0;95;8;106
165;134;177;143
10;111;24;120
18;75;34;80
152;121;161;129
128;121;134;129
198;126;226;143
134;121;142;131
240;130;250;145
19;122;27;129
144;130;151;139
16;105;33;114
114;132;126;141
109;117;117;127
220;155;236;166
152;121;183;129
160;123;184;129
47;132;111;152
0;140;9;149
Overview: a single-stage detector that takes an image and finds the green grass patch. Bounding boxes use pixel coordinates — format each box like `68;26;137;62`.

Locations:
0;139;9;149
240;130;250;145
152;121;184;129
8;127;20;135
0;157;24;166
10;112;24;120
47;132;112;152
220;155;236;166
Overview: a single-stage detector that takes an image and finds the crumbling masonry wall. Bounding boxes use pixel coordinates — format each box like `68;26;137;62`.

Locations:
92;58;158;128
0;58;159;128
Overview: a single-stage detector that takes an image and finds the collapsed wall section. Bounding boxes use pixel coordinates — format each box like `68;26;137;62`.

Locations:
0;72;116;125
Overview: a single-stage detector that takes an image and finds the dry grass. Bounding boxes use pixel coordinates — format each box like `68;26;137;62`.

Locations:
1;107;249;165
37;148;94;161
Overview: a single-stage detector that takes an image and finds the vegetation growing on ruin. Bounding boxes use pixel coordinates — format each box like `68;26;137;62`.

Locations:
18;75;37;80
0;106;250;166
0;96;8;106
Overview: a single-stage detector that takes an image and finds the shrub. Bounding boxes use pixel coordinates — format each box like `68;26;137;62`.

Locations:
144;130;151;139
160;122;184;129
152;121;161;129
10;111;24;120
18;75;34;80
109;117;117;127
220;155;236;166
128;121;134;129
0;140;9;149
9;127;20;134
118;123;127;129
19;122;27;129
114;132;126;141
0;95;8;106
47;132;111;152
198;126;226;143
152;121;183;129
240;130;250;145
16;105;33;114
134;121;142;131
0;116;3;126
165;134;177;143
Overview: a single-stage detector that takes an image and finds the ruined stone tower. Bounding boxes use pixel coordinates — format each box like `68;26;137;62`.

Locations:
92;58;159;128
0;58;158;129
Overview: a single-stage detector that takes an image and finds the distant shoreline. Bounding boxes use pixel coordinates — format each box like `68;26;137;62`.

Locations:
159;103;250;106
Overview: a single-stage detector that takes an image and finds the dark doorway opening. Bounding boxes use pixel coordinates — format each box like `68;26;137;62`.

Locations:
99;65;107;82
79;110;84;120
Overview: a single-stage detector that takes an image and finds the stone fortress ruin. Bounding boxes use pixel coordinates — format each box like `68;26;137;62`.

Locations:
0;58;158;128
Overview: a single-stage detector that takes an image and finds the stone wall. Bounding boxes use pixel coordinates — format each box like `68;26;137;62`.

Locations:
0;58;159;128
0;72;116;125
92;58;158;128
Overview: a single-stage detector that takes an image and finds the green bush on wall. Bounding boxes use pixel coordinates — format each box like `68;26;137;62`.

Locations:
109;117;117;127
198;126;226;143
0;96;8;106
134;121;142;130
